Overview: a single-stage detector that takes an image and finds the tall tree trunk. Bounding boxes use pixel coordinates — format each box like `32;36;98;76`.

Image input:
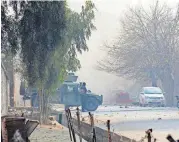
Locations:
39;88;49;124
150;70;158;87
42;93;49;124
10;76;14;107
173;61;179;106
160;72;174;106
151;76;157;87
38;88;44;124
173;76;179;106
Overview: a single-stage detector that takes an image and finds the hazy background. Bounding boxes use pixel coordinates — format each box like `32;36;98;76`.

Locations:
68;0;179;97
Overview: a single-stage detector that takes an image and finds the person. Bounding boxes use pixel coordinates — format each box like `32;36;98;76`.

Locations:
31;92;38;107
78;82;82;92
80;82;87;94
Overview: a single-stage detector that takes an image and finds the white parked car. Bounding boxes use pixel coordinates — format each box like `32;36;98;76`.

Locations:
139;87;166;107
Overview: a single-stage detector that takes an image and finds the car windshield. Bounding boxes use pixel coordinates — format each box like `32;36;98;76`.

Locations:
144;88;162;94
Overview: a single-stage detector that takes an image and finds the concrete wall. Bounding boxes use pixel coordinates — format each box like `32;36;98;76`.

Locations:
13;53;31;107
14;72;22;106
1;63;10;116
13;72;31;107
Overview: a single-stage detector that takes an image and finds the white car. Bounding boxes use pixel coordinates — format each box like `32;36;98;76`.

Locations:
139;87;166;107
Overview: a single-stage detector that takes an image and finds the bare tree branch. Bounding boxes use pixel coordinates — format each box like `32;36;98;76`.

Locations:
98;1;179;85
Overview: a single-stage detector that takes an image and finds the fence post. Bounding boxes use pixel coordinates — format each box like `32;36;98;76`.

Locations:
65;109;72;141
107;120;111;142
166;135;176;142
68;109;77;142
146;129;152;142
76;107;82;142
89;112;96;142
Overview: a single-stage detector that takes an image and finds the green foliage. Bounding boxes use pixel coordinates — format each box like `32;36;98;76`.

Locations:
44;1;96;93
1;2;18;55
19;1;66;86
1;1;96;94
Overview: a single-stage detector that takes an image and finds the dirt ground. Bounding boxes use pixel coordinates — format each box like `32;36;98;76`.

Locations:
30;125;71;142
29;126;179;142
30;125;85;142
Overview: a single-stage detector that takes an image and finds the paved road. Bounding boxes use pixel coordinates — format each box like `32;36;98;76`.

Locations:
91;106;179;141
98;119;179;131
79;105;178;115
80;106;179;131
51;104;178;113
51;104;179;141
95;105;178;112
51;104;179;131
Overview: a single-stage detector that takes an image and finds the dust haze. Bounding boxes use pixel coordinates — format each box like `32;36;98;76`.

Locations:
68;0;178;97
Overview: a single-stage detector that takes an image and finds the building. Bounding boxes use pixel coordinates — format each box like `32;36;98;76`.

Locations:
1;62;10;116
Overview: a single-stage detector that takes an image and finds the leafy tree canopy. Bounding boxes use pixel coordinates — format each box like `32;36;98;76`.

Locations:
1;1;96;92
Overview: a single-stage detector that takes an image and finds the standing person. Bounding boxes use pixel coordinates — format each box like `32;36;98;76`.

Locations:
31;92;38;107
80;82;87;94
78;82;82;92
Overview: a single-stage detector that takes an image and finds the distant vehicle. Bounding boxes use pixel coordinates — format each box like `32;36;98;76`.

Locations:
114;90;132;105
105;90;133;105
139;87;166;107
57;73;103;111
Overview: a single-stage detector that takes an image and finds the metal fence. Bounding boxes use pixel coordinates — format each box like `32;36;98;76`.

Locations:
64;108;136;142
1;62;10;116
62;108;179;142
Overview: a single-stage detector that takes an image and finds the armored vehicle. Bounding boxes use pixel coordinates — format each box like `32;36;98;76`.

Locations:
57;73;103;111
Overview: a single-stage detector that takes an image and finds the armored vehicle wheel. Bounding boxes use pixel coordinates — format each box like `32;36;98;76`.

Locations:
84;97;99;111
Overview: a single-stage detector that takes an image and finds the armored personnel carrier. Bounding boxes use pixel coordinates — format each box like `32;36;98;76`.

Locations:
57;73;103;111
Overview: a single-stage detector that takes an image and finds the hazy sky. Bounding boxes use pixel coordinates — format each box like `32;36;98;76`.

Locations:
68;0;179;96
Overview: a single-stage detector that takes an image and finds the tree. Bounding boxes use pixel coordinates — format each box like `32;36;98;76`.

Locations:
1;1;96;123
2;1;67;118
98;1;179;106
41;1;96;122
2;1;96;85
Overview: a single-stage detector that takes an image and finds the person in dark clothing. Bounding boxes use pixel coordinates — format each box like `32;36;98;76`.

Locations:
80;82;87;94
79;82;82;87
31;93;38;107
81;82;87;112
